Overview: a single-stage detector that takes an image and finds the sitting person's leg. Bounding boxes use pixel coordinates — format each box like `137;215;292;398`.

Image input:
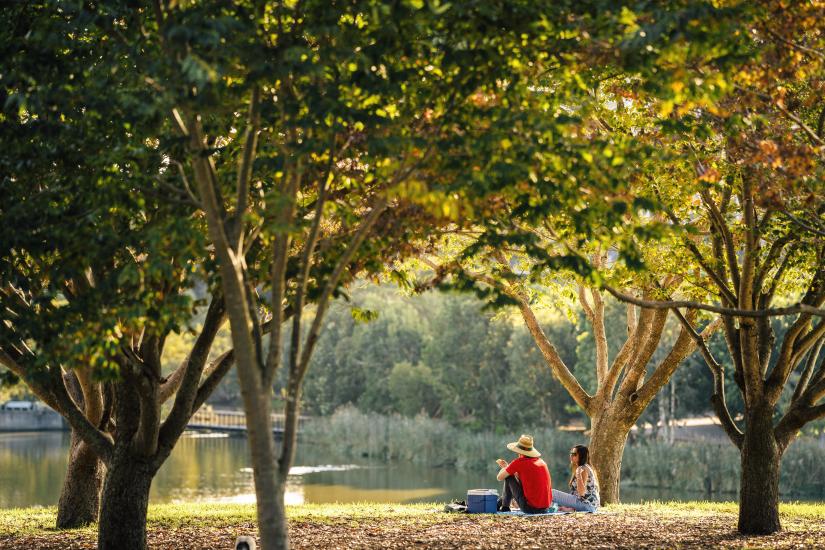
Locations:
499;477;515;510
499;477;530;511
551;489;596;512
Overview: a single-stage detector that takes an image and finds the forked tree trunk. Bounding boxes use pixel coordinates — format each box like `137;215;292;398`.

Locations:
588;413;629;504
738;405;782;535
97;453;154;550
56;431;104;528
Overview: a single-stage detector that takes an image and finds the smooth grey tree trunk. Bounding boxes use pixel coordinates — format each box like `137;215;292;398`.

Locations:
272;480;289;548
242;400;282;550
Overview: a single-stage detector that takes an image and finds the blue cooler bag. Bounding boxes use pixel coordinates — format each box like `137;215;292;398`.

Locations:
466;489;498;513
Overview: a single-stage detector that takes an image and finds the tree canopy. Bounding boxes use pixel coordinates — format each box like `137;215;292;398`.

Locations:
2;0;824;547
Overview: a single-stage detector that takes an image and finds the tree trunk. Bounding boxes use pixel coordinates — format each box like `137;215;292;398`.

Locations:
97;454;154;550
738;405;782;535
588;414;629;504
272;478;289;549
668;380;676;444
239;389;282;550
657;394;667;441
56;431;104;528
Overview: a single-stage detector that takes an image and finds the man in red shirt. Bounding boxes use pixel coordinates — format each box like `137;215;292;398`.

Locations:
495;434;552;513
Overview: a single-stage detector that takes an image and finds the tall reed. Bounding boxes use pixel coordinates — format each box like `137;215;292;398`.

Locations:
305;406;825;499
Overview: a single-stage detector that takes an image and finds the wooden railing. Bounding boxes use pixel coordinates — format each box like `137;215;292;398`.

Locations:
187;409;310;433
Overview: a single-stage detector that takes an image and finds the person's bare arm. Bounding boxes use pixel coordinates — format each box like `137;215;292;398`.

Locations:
496;459;510;481
576;467;588;496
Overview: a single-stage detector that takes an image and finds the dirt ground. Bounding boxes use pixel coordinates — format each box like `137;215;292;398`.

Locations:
3;509;824;550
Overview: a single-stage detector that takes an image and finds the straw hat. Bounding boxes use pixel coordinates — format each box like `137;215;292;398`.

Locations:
506;434;541;457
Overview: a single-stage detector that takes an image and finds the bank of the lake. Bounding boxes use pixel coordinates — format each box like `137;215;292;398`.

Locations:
4;413;825;509
2;502;824;549
307;407;825;501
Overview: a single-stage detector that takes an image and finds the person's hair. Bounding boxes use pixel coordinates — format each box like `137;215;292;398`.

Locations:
568;445;599;489
572;444;589;465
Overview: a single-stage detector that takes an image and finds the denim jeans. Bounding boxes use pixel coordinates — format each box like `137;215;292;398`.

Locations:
551;488;597;512
499;476;549;514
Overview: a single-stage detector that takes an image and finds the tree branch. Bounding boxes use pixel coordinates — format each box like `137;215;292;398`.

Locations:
671;308;744;449
277;140;336;390
263;166;301;388
636;315;722;409
279;197;389;477
765;267;825;403
191;350;235;413
792;320;825;368
753;233;792;300
763;26;825;61
775;402;825;450
775;101;825;148
791;334;825;405
232;86;261;251
157;296;226;451
0;347;61;411
603;285;825;317
660;200;737;304
47;367;115;463
763;244;800;309
516;295;593;414
700;189;741;292
618;306;669;396
780;209;825;238
579;285;608;385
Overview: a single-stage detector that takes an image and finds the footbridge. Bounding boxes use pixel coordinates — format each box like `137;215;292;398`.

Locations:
186;409;310;436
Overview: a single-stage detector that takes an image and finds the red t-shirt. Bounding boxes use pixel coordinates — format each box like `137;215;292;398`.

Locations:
505;456;552;509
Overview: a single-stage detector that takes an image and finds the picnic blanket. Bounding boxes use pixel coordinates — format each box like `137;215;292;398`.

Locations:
496;510;598;516
442;503;603;515
442;500;603;515
495;510;571;516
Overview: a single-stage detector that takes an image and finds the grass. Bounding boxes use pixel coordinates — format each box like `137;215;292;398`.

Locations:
4;501;825;549
611;500;825;519
2;500;823;536
0;502;456;536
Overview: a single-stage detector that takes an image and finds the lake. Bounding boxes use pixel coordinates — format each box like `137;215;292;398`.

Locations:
0;431;808;509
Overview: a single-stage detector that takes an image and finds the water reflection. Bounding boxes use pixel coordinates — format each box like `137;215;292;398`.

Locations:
0;431;491;508
0;432;69;509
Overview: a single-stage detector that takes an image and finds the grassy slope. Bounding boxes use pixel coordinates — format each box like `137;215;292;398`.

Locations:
2;501;824;537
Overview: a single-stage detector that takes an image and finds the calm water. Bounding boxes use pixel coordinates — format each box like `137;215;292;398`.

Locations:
0;431;749;509
0;431;495;509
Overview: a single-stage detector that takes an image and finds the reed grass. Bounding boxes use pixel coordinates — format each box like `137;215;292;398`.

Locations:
305;406;825;499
